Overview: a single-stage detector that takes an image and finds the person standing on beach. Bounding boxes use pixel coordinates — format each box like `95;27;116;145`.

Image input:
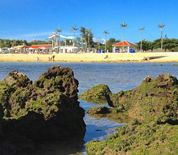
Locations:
52;55;55;61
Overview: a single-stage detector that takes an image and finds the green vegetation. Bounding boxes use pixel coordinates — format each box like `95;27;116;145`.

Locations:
85;73;178;154
86;123;178;155
79;84;112;104
136;38;178;52
87;106;130;124
0;66;86;154
0;38;52;48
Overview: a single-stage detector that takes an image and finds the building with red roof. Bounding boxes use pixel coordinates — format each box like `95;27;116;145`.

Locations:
28;44;52;49
112;40;137;53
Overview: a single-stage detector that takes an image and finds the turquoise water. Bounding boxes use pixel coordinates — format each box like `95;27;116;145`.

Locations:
1;62;178;154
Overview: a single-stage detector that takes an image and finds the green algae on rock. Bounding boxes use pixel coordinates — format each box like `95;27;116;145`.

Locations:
78;84;112;104
86;122;178;155
108;73;178;124
87;106;131;124
85;73;178;155
0;66;86;153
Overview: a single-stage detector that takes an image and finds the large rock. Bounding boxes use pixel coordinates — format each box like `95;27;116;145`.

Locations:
108;73;178;124
0;66;86;142
85;73;178;155
79;84;112;104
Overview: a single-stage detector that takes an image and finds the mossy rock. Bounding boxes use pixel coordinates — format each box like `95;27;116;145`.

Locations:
34;66;78;100
0;66;86;153
86;122;178;155
79;84;112;104
108;73;178;124
1;70;32;88
87;106;131;124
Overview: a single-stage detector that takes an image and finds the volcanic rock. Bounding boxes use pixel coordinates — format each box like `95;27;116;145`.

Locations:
108;73;178;124
79;84;112;104
0;66;85;147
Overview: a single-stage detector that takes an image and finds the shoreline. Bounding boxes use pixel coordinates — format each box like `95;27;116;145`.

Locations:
1;52;178;63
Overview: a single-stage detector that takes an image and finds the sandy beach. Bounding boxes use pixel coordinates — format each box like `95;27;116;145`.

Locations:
1;52;178;63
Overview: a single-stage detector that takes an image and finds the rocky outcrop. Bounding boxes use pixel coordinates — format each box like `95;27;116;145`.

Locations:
107;73;178;124
79;84;112;104
0;66;85;153
86;74;178;155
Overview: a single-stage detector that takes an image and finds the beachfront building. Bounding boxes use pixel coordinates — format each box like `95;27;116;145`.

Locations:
13;44;28;53
48;32;80;53
112;40;137;53
28;44;52;54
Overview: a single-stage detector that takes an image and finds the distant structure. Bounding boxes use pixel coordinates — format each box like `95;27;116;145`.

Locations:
31;39;37;43
48;32;60;50
112;40;137;53
48;32;88;53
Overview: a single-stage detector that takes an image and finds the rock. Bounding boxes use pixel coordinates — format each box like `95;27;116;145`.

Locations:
87;106;111;114
0;66;86;151
34;66;79;100
108;73;178;124
87;105;130;124
85;73;178;155
79;84;112;104
86;123;178;155
0;104;3;134
2;70;32;88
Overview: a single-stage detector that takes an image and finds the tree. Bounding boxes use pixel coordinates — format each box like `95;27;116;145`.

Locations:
103;30;109;52
136;40;153;51
105;38;120;52
56;28;62;51
70;26;78;46
80;27;94;48
120;22;128;52
81;38;87;52
86;29;92;49
120;22;127;41
80;27;86;38
158;21;165;51
138;27;145;51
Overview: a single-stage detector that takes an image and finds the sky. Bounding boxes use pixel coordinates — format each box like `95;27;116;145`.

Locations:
0;0;178;43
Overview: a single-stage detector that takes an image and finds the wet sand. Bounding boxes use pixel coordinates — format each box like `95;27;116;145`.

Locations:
1;52;178;63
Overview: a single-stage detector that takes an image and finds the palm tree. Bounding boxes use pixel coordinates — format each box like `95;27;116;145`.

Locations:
81;38;87;52
103;30;109;52
70;26;78;46
85;29;91;48
138;27;145;51
158;21;165;51
120;22;127;41
120;22;128;52
56;28;62;52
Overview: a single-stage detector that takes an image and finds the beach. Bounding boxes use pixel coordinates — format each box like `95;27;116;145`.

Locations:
1;52;178;63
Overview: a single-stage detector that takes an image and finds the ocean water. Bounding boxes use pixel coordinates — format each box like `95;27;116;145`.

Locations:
1;62;178;154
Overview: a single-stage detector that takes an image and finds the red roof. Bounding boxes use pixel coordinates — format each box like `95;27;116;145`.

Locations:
113;41;136;47
29;44;52;49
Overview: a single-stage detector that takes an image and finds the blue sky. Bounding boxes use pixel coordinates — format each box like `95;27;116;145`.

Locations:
0;0;178;43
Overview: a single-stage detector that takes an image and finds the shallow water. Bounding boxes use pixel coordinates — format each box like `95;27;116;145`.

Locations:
1;62;178;154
